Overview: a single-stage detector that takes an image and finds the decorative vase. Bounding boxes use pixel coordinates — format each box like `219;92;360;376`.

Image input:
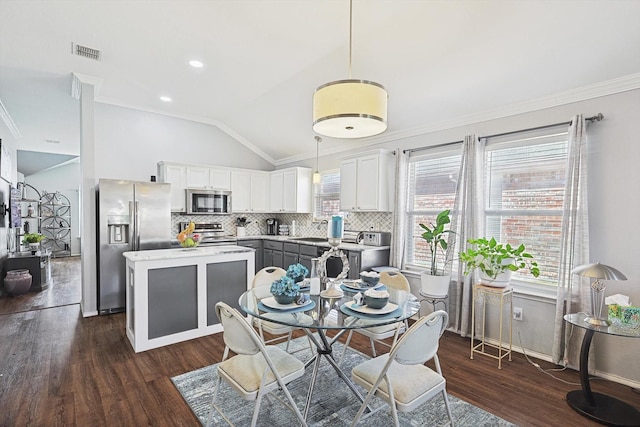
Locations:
4;269;32;296
294;276;305;283
28;243;40;253
479;270;513;288
273;293;296;305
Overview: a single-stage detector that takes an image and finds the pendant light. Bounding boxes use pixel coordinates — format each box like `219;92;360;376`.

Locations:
312;0;388;139
313;136;322;184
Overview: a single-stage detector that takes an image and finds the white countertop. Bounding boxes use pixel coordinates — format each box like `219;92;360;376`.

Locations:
236;235;390;252
123;245;254;262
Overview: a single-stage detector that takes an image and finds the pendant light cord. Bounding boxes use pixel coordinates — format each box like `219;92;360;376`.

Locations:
315;136;321;171
348;0;353;78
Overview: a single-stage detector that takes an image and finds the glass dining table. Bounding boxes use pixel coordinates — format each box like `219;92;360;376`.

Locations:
239;282;420;420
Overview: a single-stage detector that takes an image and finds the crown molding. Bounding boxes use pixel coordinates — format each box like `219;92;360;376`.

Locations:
0;96;22;139
71;73;104;99
376;72;640;146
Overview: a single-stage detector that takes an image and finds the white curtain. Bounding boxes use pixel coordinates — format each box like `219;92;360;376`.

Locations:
552;115;591;367
390;148;409;268
451;135;484;336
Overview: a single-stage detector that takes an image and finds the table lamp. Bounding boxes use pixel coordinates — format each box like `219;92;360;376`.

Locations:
571;262;627;326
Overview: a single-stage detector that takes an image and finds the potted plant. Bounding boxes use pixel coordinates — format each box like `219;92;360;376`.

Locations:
22;233;45;253
418;210;455;296
459;237;540;287
270;275;300;304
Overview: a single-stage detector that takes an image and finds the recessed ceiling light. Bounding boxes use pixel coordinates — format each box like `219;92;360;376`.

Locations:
188;59;204;68
160;96;172;102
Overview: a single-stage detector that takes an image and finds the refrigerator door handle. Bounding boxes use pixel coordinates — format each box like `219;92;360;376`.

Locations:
129;201;137;251
134;201;141;251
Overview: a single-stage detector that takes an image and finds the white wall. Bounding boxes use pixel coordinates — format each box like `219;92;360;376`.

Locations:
25;161;81;255
93;103;274;181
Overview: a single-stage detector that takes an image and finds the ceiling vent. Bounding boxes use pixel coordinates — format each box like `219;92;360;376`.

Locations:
45;139;61;144
72;43;101;61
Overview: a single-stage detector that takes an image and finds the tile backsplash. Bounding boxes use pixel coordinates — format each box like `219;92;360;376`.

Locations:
171;211;392;238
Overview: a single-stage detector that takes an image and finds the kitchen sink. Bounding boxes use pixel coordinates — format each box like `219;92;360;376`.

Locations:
291;237;327;242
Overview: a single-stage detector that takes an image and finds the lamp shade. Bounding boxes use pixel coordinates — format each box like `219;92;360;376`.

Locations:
312;79;388;138
571;262;627;281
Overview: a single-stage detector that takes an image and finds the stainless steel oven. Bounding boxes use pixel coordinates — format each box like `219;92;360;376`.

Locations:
186;188;231;214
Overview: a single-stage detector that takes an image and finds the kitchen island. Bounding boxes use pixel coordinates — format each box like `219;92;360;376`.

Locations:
123;245;254;352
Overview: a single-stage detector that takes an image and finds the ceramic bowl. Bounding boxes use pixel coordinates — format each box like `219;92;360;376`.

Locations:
360;271;380;286
363;289;389;309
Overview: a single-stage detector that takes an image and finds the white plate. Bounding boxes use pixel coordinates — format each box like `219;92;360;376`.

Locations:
261;296;313;310
346;300;398;315
342;280;383;291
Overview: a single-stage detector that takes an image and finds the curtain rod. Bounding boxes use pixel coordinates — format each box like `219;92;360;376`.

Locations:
402;113;604;155
479;113;604;140
403;139;464;154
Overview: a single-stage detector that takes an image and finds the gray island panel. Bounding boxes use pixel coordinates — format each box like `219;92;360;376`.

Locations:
206;260;248;325
148;265;198;339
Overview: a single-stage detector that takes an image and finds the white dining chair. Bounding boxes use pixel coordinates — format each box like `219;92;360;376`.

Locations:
250;266;313;353
339;271;410;364
350;310;454;427
206;302;308;427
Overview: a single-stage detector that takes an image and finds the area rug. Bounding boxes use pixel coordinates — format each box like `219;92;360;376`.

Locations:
172;336;516;426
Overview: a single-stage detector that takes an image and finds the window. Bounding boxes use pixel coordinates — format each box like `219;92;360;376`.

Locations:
405;150;461;269
483;130;569;287
403;128;569;292
313;169;341;219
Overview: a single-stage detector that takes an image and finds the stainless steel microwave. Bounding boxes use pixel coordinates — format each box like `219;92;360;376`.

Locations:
185;188;232;214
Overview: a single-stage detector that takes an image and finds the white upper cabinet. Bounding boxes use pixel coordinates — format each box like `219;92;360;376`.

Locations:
186;166;231;190
158;162;187;212
340;150;394;212
231;170;269;213
269;167;312;213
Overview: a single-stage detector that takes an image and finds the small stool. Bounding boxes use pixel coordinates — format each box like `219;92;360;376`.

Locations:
470;284;513;369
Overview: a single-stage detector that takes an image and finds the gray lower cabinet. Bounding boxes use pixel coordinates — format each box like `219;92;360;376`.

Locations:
298;244;318;272
263;240;284;269
238;239;263;273
283;242;299;268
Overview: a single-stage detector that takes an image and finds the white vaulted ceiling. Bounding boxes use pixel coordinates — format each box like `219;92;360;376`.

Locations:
1;0;639;170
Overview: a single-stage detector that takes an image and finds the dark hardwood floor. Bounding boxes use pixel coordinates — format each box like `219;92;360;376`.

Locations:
1;258;638;426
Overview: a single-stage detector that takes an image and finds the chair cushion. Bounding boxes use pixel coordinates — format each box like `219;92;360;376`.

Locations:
352;355;444;407
218;346;304;396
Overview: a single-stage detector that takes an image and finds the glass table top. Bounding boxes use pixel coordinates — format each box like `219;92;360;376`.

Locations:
564;313;640;338
239;284;420;330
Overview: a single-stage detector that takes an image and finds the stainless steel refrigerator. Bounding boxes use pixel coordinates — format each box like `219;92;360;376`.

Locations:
96;179;171;314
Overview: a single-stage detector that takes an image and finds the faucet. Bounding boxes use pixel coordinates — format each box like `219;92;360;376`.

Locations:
317;219;328;230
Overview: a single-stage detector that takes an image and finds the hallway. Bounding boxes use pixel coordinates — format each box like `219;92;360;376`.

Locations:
0;256;81;315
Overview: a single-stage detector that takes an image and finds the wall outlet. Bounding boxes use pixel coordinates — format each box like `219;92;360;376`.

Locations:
513;307;523;321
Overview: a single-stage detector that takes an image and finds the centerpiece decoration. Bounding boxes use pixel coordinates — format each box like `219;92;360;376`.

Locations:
459;237;540;287
176;221;200;249
286;263;309;283
270;263;309;304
